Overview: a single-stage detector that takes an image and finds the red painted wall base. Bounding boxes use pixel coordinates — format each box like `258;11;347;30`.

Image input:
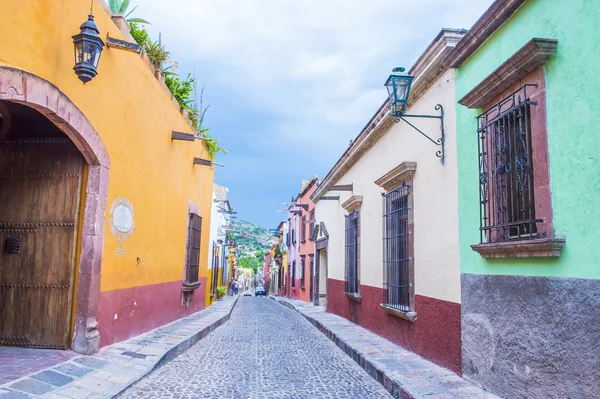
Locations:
327;278;461;374
98;278;207;347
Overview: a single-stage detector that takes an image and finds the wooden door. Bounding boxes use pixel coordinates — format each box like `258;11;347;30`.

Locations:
0;138;84;348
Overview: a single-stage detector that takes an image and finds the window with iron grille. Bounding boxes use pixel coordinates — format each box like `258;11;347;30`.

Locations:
210;242;219;296
186;213;202;284
291;260;296;288
300;255;306;289
477;85;541;243
301;216;306;243
344;210;359;295
383;184;410;311
309;209;315;238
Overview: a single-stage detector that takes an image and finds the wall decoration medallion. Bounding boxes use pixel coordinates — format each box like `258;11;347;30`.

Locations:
109;197;134;256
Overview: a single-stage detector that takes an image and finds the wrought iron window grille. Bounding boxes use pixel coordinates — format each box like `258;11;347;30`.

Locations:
390;104;446;163
186;213;202;285
477;84;542;244
382;182;411;311
344;210;360;295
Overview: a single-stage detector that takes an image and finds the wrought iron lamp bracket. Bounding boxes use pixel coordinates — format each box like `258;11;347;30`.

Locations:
392;104;445;164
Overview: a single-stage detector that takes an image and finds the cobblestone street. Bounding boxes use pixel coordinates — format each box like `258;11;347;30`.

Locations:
120;297;392;399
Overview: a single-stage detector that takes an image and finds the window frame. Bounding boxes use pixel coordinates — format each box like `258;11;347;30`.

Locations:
344;210;360;296
300;255;306;289
185;213;202;285
381;183;414;318
301;215;306;243
469;66;564;258
291;260;296;288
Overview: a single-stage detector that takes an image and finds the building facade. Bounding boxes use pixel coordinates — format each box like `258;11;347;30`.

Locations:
311;29;465;373
0;0;214;354
288;179;317;303
207;184;233;304
446;0;600;397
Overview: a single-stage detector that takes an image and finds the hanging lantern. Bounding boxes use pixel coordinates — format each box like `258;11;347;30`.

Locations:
384;67;414;116
72;14;105;84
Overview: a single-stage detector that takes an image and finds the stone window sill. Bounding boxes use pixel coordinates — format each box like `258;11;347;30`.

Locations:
182;281;201;293
471;237;565;259
380;304;417;322
344;292;362;303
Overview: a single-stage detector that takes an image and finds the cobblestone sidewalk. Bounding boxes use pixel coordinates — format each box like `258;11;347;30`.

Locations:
0;296;238;399
272;297;501;399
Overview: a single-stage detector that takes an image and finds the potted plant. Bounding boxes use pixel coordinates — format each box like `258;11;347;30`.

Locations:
216;286;227;299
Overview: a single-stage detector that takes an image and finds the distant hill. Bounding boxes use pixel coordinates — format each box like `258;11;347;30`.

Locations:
229;219;278;260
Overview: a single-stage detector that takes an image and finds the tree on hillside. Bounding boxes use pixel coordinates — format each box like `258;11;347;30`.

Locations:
238;257;260;276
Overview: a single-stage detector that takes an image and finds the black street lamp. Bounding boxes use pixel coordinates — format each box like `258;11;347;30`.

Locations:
72;13;105;84
384;67;446;163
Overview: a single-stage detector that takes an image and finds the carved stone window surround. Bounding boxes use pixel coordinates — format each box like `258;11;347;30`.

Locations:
375;162;417;192
341;195;363;212
462;38;565;259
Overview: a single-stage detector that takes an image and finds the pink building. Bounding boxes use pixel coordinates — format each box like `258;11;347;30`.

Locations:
288;179;318;302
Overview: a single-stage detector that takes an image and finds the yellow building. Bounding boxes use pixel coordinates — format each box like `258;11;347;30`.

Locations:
0;0;214;354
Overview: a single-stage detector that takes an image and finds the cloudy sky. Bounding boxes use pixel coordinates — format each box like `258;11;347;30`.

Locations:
139;0;493;228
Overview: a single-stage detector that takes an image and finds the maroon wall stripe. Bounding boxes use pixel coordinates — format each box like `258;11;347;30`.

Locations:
98;278;207;347
326;278;461;374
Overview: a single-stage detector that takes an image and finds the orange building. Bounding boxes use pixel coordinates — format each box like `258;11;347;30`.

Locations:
0;0;214;354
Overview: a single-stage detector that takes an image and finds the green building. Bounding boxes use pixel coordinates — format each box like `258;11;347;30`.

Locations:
445;0;600;397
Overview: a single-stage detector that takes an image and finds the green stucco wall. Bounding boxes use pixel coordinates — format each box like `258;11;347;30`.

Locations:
455;0;600;279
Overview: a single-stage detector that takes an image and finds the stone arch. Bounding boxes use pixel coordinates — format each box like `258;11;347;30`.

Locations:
0;66;109;354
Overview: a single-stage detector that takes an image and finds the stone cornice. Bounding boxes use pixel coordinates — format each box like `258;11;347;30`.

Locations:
312;29;465;203
341;195;363;213
459;38;557;109
375;162;417;192
471;237;565;258
444;0;527;68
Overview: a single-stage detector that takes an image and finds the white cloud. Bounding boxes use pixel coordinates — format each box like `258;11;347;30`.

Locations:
131;0;494;223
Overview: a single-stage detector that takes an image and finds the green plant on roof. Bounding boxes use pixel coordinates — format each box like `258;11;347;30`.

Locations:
109;0;150;24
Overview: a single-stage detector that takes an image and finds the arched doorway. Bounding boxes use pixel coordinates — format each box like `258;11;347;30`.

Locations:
0;67;109;354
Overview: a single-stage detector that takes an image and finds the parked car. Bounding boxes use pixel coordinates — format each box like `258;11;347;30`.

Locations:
255;286;266;296
244;290;252;297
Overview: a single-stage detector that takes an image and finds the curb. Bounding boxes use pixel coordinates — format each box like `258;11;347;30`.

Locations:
115;296;239;398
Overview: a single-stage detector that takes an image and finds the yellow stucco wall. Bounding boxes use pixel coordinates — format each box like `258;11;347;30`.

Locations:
0;0;213;292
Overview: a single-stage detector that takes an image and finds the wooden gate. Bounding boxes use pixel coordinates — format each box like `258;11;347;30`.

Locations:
0;138;84;348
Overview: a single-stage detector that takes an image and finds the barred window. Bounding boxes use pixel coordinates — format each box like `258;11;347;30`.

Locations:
291;260;296;288
185;213;202;284
477;85;541;243
383;184;410;311
301;215;306;243
344;210;359;295
210;243;219;296
300;255;306;289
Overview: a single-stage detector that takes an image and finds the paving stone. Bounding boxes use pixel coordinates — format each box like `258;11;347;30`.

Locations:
120;297;392;399
0;390;32;399
73;357;107;369
9;378;54;395
275;298;500;399
30;370;73;387
54;363;94;377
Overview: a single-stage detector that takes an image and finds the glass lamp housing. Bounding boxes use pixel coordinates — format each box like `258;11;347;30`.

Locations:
72;14;105;84
384;67;414;116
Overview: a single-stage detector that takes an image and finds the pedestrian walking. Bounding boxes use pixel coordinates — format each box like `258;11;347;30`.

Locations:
233;281;239;295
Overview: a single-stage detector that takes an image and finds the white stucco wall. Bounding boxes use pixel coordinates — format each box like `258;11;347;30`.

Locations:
315;69;460;304
208;189;228;270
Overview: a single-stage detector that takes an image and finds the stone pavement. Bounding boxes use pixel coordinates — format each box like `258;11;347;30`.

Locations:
119;297;393;399
0;296;237;399
272;297;501;399
0;348;75;385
